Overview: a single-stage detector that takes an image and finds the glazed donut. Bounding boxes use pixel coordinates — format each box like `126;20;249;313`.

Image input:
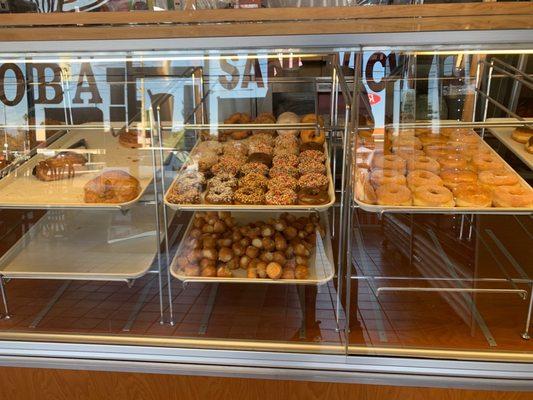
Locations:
391;136;422;150
276;112;300;136
423;144;451;159
234;186;265;205
448;143;491;160
265;188;298;205
439;128;468;138
376;183;412;206
478;170;519;187
453;183;492;208
393;148;425;160
300;114;326;145
511;126;533;144
448;130;480;144
437;154;469;171
527;136;533;154
224;112;252;140
493;185;533;208
472;154;503;171
407;170;443;190
413;184;455;207
440;169;478;190
372;154;407;174
370;169;407;187
419;134;447;147
407;156;440;173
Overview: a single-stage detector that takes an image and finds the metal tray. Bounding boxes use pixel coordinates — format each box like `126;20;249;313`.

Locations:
487;118;533;170
0;204;158;281
171;211;335;286
164;140;335;212
0;127;182;210
354;131;533;215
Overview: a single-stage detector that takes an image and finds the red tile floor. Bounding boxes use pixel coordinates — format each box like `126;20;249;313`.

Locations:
0;210;531;357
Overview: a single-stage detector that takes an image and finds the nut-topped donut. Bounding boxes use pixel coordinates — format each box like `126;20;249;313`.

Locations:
238;172;268;190
234;186;265;205
265;188;298;205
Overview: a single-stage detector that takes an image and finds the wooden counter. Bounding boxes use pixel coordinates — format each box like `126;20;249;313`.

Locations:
0;3;531;41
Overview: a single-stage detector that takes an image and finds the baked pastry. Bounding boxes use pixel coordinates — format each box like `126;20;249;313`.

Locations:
300;142;325;153
511;126;533;144
118;129;143;148
300;114;326;145
453;183;492;208
376;183;412;206
84;170;141;203
493;185;533;208
265;188;298;205
276;112;300;136
370;169;407;188
223;112;252;140
526;136;533;154
412;184;454;207
299;173;329;192
33;151;87;181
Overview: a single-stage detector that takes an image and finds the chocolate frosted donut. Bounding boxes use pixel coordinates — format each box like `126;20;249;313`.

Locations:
270;165;299;179
205;184;233;204
272;153;298;168
298;160;326;175
210;172;238;189
300;142;324;153
239;172;268;190
299;173;328;192
240;162;269;176
299;150;326;164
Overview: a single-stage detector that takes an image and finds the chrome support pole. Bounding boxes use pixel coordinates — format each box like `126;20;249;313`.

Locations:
0;276;10;320
149;107;165;325
343;52;361;348
481;60;494;140
156;104;174;326
522;285;532;340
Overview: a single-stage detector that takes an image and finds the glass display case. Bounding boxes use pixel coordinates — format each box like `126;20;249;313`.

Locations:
0;4;531;389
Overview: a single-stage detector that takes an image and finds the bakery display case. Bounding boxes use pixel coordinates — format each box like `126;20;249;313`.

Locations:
0;2;532;390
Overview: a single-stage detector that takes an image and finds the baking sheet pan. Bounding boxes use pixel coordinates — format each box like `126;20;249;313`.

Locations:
354;131;533;214
164;140;335;212
0;127;182;210
487;118;533;170
171;211;334;286
0;204;159;280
